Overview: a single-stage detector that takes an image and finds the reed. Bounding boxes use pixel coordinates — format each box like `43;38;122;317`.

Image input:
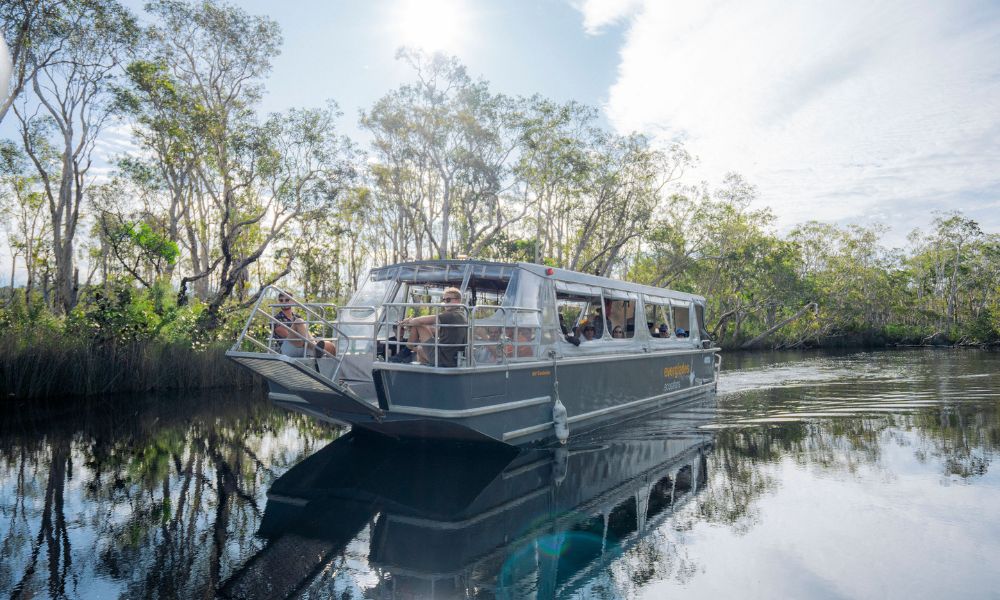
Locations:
0;332;260;400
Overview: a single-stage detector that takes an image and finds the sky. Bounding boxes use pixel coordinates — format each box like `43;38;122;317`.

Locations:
5;0;1000;263
143;0;1000;244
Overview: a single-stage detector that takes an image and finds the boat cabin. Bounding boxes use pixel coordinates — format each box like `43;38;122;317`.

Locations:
334;260;709;368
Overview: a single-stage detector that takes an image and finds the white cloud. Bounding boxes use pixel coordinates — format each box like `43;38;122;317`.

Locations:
575;0;1000;241
571;0;644;34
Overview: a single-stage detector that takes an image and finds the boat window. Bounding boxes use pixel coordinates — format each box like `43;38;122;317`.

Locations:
557;288;607;341
643;297;674;339
674;465;693;493
557;296;588;333
393;263;471;287
347;272;395;311
467;286;505;307
693;302;706;343
672;302;692;338
603;289;638;339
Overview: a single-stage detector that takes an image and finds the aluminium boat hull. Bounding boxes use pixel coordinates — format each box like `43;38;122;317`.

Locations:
229;346;719;446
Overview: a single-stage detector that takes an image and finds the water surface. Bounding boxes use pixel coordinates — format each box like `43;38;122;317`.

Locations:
1;349;998;599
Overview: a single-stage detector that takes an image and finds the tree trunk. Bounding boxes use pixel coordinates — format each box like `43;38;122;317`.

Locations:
741;302;818;350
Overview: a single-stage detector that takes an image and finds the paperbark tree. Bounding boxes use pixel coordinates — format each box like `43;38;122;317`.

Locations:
568;133;689;276
0;0;68;125
0;140;51;294
12;0;137;313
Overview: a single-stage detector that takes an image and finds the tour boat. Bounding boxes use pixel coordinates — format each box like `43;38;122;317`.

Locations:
227;260;720;446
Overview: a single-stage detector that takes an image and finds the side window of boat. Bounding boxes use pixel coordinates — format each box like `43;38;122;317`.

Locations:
672;302;692;338
556;295;588;338
603;290;638;339
553;281;607;342
644;297;674;340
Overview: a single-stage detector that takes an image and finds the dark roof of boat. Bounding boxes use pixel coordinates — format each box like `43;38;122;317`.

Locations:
371;260;706;303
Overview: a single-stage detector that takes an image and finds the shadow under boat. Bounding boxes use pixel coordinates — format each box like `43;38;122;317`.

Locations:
221;396;716;599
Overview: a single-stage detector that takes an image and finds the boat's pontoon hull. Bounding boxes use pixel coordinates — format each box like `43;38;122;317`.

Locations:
231;347;718;446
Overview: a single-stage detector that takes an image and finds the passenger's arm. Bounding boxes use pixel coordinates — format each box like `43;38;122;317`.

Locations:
401;314;438;327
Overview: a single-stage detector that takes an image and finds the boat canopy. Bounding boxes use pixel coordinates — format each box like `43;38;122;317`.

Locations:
342;260;709;364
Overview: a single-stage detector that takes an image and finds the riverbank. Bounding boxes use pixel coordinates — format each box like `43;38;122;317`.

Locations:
0;336;259;399
720;327;1000;351
4;335;993;401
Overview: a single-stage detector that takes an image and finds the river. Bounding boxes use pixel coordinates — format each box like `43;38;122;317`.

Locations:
1;349;998;599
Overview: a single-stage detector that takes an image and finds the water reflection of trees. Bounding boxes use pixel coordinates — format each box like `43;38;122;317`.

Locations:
696;393;1000;534
0;393;340;598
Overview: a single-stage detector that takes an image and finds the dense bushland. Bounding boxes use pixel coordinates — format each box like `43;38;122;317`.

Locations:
0;285;257;399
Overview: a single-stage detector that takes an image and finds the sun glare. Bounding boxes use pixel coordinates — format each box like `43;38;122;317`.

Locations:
391;0;472;54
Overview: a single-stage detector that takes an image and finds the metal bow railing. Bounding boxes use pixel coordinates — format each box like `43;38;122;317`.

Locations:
232;286;547;371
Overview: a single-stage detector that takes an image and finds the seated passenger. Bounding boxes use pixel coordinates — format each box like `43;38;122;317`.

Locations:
399;287;468;367
591;301;612;339
473;325;502;364
581;324;597;342
612;326;625;339
515;328;536;358
658;323;669;337
273;293;335;358
675;327;689;338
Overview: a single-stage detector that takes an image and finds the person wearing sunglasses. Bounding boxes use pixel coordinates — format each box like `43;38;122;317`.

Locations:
399;287;467;367
273;293;335;358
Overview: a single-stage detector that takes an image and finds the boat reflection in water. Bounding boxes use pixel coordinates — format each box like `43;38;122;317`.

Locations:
222;393;715;599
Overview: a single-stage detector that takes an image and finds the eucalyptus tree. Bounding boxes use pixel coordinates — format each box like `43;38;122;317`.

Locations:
0;0;68;125
363;51;453;260
195;104;355;324
451;85;529;258
907;212;996;338
789;221;905;340
514;97;597;265
926;213;982;331
90;178;180;288
138;0;283;313
0;140;50;294
363;49;531;260
627;184;711;288
295;186;372;300
637;174;813;346
117;58;204;283
12;0;138;313
568;133;689;276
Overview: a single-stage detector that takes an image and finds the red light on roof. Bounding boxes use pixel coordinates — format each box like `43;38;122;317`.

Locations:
546;267;555;276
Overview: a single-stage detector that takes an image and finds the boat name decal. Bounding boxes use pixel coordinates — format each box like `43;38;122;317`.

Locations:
663;364;690;379
531;369;552;377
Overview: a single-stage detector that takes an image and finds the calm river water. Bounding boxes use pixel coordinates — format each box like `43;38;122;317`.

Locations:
2;349;999;599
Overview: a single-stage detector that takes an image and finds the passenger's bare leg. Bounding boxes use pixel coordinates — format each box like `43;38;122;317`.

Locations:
408;325;434;364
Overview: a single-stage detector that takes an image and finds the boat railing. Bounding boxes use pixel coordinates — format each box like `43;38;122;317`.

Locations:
232;287;545;371
469;304;544;366
379;302;543;368
230;286;380;383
